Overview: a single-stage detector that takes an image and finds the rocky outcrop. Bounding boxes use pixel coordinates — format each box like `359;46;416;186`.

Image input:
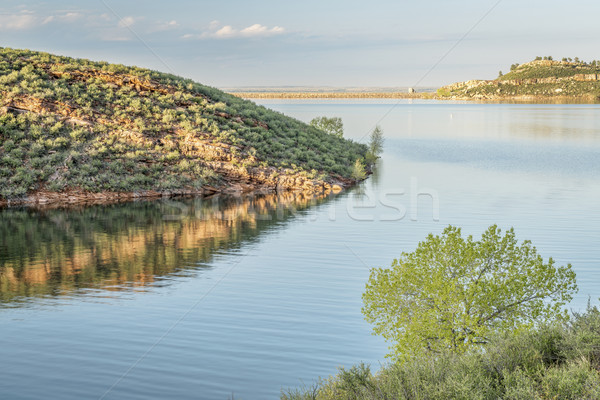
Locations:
0;171;346;207
439;60;600;100
443;74;600;94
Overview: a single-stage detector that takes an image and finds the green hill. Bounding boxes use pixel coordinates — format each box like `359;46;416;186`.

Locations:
0;48;367;205
438;59;600;101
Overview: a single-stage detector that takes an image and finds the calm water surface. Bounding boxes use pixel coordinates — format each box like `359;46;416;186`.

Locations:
1;100;599;399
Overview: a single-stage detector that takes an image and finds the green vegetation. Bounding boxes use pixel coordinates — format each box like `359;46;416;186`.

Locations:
351;158;367;180
0;47;367;201
282;303;600;400
309;116;344;138
456;81;600;100
436;87;451;97
365;125;384;164
499;59;600;81
362;225;577;360
438;58;600;100
283;225;589;399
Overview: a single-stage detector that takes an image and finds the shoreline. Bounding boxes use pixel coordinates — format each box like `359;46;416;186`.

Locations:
230;91;599;103
0;168;350;209
0;186;338;209
230;92;432;99
439;94;600;103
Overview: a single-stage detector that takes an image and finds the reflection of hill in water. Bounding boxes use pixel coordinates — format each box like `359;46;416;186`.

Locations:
0;193;331;307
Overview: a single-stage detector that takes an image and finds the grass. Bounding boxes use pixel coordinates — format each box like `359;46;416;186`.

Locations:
282;303;600;400
0;47;367;200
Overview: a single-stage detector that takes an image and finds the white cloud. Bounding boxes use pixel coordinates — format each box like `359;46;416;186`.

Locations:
61;12;82;22
0;13;37;30
183;22;286;40
118;16;136;28
149;20;179;33
214;25;236;38
0;10;83;31
240;24;285;37
100;34;133;42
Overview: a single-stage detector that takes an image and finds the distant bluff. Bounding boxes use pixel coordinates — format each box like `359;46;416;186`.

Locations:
438;59;600;101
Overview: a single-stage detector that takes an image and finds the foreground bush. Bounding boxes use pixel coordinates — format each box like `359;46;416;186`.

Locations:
363;225;577;360
282;303;600;400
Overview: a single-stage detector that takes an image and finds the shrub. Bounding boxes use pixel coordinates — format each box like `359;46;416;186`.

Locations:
351;159;366;180
283;304;600;400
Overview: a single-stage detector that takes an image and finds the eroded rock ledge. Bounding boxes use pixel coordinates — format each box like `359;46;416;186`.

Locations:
0;167;349;208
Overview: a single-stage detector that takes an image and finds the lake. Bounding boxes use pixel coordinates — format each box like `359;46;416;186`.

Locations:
1;100;599;399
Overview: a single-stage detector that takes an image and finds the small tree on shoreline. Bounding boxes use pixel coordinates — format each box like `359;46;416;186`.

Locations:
365;125;384;164
351;158;366;180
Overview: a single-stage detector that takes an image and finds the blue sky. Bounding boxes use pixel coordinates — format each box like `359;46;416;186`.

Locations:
1;0;599;88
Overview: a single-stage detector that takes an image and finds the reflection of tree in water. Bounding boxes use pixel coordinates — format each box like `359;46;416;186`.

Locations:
370;159;383;188
350;160;382;201
0;192;331;307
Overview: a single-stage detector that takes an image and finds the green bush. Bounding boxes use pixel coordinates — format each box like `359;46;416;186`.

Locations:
283;303;600;400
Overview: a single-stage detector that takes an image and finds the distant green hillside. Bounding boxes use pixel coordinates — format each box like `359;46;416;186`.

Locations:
438;59;600;100
500;58;600;81
0;48;367;203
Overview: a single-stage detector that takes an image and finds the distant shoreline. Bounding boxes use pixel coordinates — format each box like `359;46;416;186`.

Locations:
230;92;432;99
230;91;600;103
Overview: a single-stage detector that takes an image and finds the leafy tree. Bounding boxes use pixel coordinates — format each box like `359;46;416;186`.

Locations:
310;116;344;138
362;225;577;360
365;125;384;164
351;158;366;180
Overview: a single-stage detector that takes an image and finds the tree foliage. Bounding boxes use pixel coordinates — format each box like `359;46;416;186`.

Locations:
351;158;366;180
309;116;344;138
362;225;578;360
365;125;384;164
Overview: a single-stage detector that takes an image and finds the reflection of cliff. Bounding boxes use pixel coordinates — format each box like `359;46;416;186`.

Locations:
0;192;330;306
